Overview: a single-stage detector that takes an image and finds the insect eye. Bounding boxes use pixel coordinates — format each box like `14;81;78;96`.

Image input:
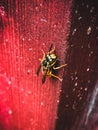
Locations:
43;60;47;66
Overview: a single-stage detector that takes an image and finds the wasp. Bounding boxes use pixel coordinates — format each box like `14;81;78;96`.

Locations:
36;44;67;84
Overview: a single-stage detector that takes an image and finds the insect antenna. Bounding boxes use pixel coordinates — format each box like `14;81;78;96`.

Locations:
49;44;53;52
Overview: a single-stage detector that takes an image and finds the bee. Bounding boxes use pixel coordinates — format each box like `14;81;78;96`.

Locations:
36;44;67;84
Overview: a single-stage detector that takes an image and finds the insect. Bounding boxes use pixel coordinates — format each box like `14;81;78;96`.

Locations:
36;44;67;84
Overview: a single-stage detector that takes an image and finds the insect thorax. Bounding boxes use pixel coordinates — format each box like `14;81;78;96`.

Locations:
42;54;57;67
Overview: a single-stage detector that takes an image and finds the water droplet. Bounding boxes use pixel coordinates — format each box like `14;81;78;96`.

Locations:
5;39;8;42
75;10;78;14
79;97;82;100
27;70;30;74
28;90;32;94
40;3;43;6
87;26;92;35
72;28;77;35
75;76;78;80
75;82;78;86
57;100;59;103
22;38;25;41
29;48;32;51
87;68;90;72
8;110;12;115
41;102;44;106
8;81;11;85
78;16;82;20
85;88;88;91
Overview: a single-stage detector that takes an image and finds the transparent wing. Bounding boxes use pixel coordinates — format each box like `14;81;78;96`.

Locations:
42;74;46;84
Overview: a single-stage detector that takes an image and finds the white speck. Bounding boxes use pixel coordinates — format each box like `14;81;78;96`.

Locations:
88;80;91;83
80;87;83;90
87;26;92;35
70;75;74;80
28;90;32;94
8;81;11;85
28;38;31;41
86;4;89;8
41;102;44;106
22;100;25;104
89;51;94;56
9;110;12;115
81;45;84;49
57;100;59;103
78;16;82;20
72;104;76;110
87;68;90;72
40;18;47;22
22;38;25;41
40;3;43;6
20;56;23;59
42;43;45;46
85;87;88;91
65;104;69;107
35;7;39;11
75;82;78;86
90;7;94;13
73;88;76;92
91;51;93;54
54;24;57;28
75;76;78;80
72;28;77;35
29;48;32;51
71;44;74;47
5;39;8;42
27;70;30;74
79;97;82;100
77;93;81;97
60;89;62;93
75;71;77;75
75;10;78;14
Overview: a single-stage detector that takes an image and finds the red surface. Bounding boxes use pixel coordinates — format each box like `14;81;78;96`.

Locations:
0;1;72;130
56;0;98;130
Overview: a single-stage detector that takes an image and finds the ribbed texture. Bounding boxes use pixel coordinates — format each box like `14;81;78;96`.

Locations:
0;0;72;130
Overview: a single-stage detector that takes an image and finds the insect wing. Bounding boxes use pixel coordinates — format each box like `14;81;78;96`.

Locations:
42;74;46;84
36;64;41;76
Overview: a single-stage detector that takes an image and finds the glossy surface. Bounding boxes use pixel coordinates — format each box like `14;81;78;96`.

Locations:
56;0;98;130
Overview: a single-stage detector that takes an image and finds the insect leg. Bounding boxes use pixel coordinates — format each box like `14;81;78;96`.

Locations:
49;47;55;54
49;73;62;82
53;64;67;70
41;49;45;57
